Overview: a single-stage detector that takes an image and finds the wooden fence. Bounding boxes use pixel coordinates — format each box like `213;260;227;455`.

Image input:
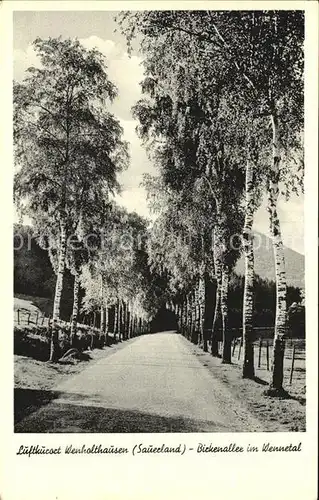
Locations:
221;337;306;385
15;308;52;328
14;308;98;333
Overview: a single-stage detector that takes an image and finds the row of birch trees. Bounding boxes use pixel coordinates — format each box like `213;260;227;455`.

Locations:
14;37;150;361
118;10;304;393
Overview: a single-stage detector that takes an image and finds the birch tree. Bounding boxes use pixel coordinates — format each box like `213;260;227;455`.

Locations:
118;10;304;388
127;16;246;363
80;206;151;342
14;37;128;360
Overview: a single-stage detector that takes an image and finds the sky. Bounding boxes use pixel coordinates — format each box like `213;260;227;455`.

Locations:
13;10;304;254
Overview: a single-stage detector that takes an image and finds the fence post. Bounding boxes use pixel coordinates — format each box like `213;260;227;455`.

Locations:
232;339;236;357
27;311;31;325
238;337;243;360
17;309;20;325
35;311;39;325
289;345;296;385
238;337;244;360
41;314;45;326
266;340;270;371
219;341;223;356
258;338;262;368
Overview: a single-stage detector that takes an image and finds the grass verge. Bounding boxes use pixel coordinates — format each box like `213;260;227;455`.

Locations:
191;343;306;432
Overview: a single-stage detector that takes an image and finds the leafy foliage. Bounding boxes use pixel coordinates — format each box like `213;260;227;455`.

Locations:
14;36;129;253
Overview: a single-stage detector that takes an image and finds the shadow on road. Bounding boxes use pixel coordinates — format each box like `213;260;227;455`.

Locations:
252;376;268;386
14;387;233;433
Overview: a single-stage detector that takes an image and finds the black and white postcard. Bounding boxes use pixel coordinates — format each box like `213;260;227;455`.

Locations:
0;1;318;499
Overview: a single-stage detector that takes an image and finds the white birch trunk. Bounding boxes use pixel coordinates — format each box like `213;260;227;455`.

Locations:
182;298;187;337
100;305;105;333
105;306;109;344
52;219;67;322
50;219;67;361
186;295;191;339
221;265;231;364
242;159;255;378
198;277;205;348
118;301;123;341
267;113;287;392
113;301;119;342
211;225;222;356
99;275;105;347
194;284;200;344
128;303;133;338
70;270;80;347
191;291;196;343
202;273;210;352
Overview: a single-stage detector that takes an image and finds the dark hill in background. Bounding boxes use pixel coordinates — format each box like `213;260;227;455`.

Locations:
235;232;304;289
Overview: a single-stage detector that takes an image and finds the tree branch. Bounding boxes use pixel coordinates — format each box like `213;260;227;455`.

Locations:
159;16;258;94
31;103;67;132
211;23;257;92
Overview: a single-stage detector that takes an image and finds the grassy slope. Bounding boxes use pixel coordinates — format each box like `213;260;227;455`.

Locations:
14;294;53;317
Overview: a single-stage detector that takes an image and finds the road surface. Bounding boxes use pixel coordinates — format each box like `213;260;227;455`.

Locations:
15;332;263;432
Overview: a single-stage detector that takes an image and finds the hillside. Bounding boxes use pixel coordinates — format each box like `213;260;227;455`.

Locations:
235;232;304;289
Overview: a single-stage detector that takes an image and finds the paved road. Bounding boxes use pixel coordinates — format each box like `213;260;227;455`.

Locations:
15;332;263;433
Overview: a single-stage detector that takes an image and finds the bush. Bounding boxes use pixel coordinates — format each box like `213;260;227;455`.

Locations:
288;303;305;338
14;321;119;361
14;326;50;361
